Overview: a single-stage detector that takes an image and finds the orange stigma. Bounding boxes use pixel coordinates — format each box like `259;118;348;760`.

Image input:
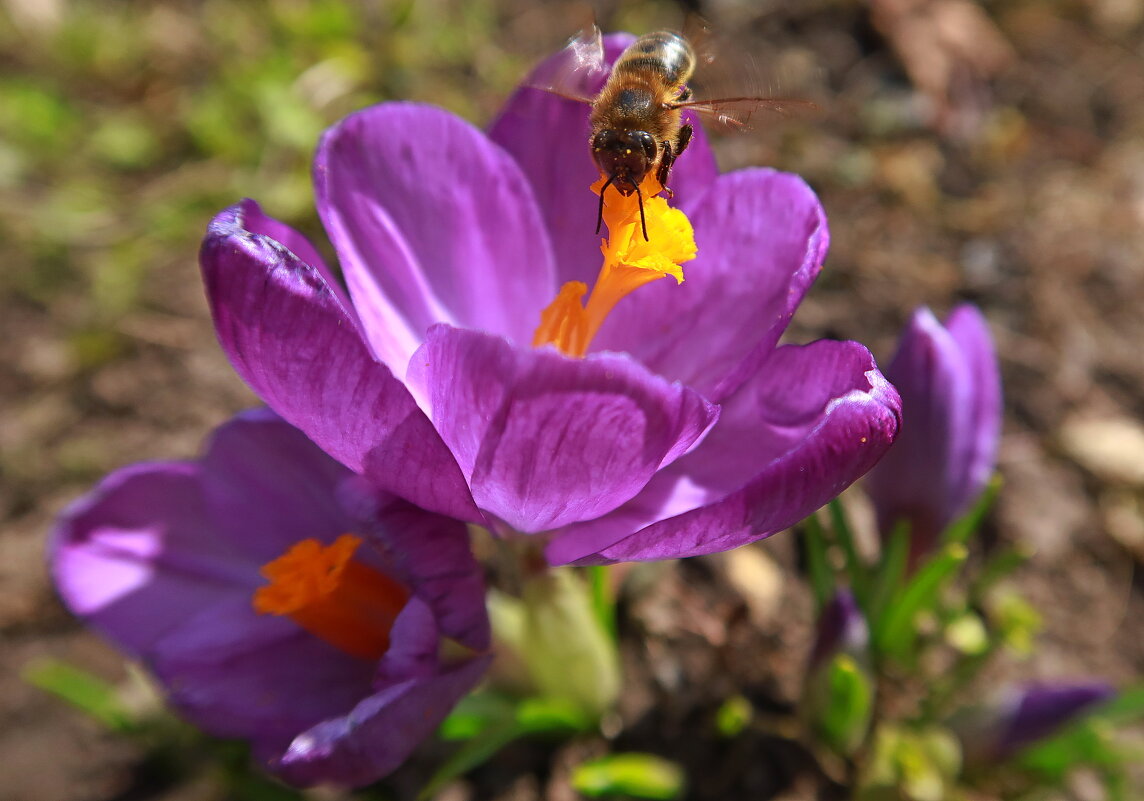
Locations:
253;534;410;661
533;174;697;357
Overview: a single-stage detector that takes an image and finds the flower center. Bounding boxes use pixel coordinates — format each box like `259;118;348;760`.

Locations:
253;534;410;661
533;174;697;357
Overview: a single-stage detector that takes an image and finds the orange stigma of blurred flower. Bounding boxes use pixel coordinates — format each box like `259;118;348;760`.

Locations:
533;175;697;357
253;534;409;661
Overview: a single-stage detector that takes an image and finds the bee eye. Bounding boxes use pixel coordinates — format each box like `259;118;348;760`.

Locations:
592;131;616;151
637;132;657;161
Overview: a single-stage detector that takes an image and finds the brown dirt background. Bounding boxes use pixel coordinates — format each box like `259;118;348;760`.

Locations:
2;0;1143;799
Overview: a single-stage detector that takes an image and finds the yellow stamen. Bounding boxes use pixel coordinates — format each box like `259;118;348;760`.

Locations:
253;534;409;661
533;173;697;357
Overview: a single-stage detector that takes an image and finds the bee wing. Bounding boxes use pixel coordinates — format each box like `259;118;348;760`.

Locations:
670;96;819;131
525;24;606;105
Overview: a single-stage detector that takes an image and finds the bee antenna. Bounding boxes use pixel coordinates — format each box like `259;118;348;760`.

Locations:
631;177;648;241
596;174;617;235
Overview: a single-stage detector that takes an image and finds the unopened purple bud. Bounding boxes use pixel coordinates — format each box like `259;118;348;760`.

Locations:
865;305;1001;561
809;589;869;669
955;681;1114;764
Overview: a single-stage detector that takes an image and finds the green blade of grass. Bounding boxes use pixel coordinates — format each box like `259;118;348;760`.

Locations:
875;543;968;662
572;753;686;800
942;474;1002;546
829;499;869;604
865;521;910;632
23;658;137;733
803;515;834;613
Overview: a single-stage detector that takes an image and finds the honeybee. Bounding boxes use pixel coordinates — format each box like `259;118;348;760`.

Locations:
537;26;810;240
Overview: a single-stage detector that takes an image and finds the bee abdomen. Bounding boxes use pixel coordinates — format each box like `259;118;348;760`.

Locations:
613;31;695;89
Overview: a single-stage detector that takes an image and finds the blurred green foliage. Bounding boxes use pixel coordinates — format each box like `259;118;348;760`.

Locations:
0;0;537;352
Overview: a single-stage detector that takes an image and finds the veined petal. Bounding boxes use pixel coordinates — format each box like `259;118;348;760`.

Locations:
554;340;900;563
51;463;259;656
316;103;556;361
490;33;718;288
592;169;828;402
199;409;357;564
199;203;479;522
407;324;719;533
151;598;375;743
239;200;355;321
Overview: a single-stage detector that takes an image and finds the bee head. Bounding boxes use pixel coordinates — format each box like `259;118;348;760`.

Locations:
591;130;658;194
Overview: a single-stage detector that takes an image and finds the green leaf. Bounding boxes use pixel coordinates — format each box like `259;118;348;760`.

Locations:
829;499;869;603
809;655;874;756
520;568;620;718
572;753;686;800
419;718;529;800
969;545;1032;603
587;564;617;643
942;473;1002;546
803;515;834;612
515;696;595;733
989;590;1042;656
1015;718;1123;782
429;694;594;797
23;658;136;733
1091;685;1144;724
944;612;989;656
715;695;753;739
865;521;910;632
875;544;968;662
438;692;517;741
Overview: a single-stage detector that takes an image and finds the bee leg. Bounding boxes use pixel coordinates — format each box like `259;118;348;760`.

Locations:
656;143;676;196
655;124;693;196
676;123;693;157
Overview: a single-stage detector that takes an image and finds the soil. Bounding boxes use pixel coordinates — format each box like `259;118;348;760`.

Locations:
2;1;1143;799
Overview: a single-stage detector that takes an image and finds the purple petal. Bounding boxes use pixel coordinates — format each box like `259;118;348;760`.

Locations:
151;597;375;744
556;340;901;563
199;408;357;563
240;199;354;318
945;304;1002;514
809;589;869;669
865;307;982;552
200;203;479;522
51;463;258;656
343;483;491;652
272;654;492;788
407;325;719;533
372;597;442;683
995;682;1114;757
315;103;556;362
490;33;718;288
591;169;828;401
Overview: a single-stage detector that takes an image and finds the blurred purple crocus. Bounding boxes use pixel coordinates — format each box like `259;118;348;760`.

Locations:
865;305;1001;560
199;34;901;566
953;682;1114;764
804;589;874;754
51;409;490;788
809;588;870;670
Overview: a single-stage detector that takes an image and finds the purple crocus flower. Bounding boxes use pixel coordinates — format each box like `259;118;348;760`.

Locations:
865;304;1001;559
953;682;1114;764
198;34;901;566
51;409;490;788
